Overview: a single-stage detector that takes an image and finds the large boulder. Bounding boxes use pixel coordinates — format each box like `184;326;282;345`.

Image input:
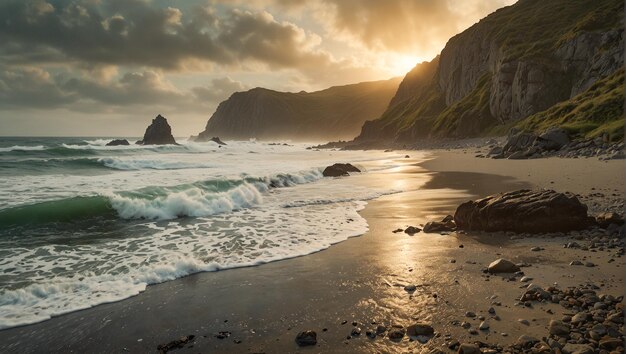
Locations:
537;127;570;150
322;163;360;177
105;139;130;146
137;114;177;145
454;189;591;233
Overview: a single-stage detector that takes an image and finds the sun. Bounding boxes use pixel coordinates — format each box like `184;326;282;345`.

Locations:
390;55;423;77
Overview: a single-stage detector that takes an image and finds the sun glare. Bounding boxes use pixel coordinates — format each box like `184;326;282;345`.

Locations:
390;55;423;77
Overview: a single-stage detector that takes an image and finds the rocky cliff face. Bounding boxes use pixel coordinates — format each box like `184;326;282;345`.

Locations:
196;78;401;142
354;0;624;143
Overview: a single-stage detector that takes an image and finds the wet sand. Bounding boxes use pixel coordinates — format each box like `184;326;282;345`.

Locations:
0;151;623;353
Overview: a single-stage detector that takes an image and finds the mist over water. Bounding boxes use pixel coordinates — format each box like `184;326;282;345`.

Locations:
0;137;408;329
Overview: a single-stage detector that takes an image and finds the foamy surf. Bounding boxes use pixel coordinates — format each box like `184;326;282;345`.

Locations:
0;137;418;330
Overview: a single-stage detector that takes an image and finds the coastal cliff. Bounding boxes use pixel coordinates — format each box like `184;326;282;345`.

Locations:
355;0;624;143
196;78;401;141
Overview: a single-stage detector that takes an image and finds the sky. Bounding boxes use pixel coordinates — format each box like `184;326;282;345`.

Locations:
0;0;515;137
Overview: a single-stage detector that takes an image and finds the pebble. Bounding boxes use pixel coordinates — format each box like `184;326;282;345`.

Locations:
295;331;317;347
404;284;417;292
520;276;533;282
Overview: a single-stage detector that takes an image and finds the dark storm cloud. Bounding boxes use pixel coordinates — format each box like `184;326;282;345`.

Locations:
0;0;330;70
0;64;246;113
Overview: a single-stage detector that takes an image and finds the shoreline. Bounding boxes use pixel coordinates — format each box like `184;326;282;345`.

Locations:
0;150;623;353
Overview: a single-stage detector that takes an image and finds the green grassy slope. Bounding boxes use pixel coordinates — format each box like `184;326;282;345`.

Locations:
514;69;624;142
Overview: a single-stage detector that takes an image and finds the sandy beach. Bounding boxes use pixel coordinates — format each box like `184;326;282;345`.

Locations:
0;150;623;353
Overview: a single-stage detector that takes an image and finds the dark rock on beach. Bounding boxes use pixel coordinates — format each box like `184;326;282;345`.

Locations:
406;322;434;337
157;335;195;353
105;139;130;146
322;163;360;177
404;226;421;235
423;215;456;233
454;189;591;233
485;128;624;160
596;212;624;227
295;330;317;346
137;114;177;145
487;258;520;274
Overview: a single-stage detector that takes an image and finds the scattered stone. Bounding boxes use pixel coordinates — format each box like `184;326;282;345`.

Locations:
465;311;476;318
488;259;521;274
570;260;583;265
518;319;530;326
157;335;195;353
214;331;231;339
295;330;317;346
404;226;421;235
562;343;594;354
406;323;434;337
596;212;624;227
599;338;623;350
478;321;489;330
350;327;361;336
516;334;539;347
387;328;405;341
404;284;417;292
322;163;360;177
392;228;404;233
458;343;481;354
423;218;456;233
548;320;570;336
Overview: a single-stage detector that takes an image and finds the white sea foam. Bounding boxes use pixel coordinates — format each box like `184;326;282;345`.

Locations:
0;145;46;152
108;182;265;220
98;157;216;170
0;140;424;329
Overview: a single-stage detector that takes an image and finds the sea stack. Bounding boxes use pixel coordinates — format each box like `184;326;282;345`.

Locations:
137;114;177;145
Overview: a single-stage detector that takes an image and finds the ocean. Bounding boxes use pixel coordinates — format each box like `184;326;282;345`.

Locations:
0;137;409;329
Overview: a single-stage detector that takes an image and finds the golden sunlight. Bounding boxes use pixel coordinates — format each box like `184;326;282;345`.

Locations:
390;54;423;76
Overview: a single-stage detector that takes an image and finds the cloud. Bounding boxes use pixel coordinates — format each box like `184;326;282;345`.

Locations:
0;0;336;73
192;77;248;103
0;0;517;136
0;64;247;114
318;0;515;56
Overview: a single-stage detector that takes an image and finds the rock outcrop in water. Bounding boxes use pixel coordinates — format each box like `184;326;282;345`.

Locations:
351;0;624;145
210;137;226;146
322;163;360;177
105;139;130;146
195;78;401;142
137;115;177;145
454;189;592;233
